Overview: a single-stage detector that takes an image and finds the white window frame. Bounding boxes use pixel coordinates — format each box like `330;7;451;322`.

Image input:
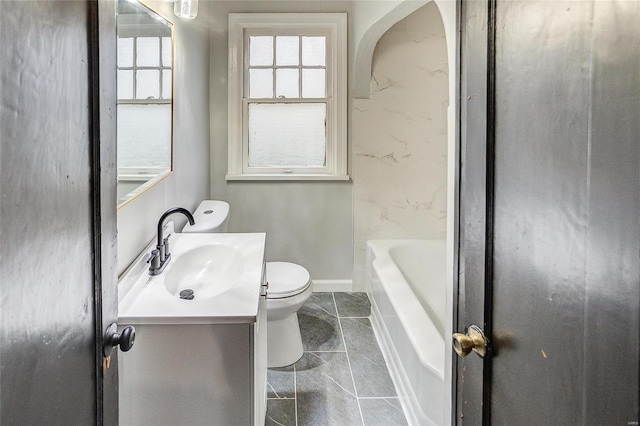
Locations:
227;13;348;181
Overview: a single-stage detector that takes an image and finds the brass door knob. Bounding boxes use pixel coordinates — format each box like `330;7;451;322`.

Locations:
452;325;487;358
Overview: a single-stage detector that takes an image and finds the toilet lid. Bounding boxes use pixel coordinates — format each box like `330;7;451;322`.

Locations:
266;262;312;298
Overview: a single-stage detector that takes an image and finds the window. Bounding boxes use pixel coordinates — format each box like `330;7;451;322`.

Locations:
227;13;348;180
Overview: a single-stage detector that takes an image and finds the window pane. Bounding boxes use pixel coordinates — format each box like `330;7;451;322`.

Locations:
136;70;160;99
249;36;273;66
302;36;325;66
162;70;172;99
249;69;273;98
248;103;326;167
276;36;299;66
162;37;172;67
302;69;326;98
136;37;160;67
117;70;134;99
118;37;134;67
276;69;299;98
117;104;172;167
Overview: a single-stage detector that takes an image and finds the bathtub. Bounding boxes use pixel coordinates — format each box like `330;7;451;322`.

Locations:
366;239;446;426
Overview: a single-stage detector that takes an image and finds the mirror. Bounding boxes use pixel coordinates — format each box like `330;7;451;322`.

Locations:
116;0;173;207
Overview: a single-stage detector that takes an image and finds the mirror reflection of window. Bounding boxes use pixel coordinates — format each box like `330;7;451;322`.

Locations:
116;1;173;206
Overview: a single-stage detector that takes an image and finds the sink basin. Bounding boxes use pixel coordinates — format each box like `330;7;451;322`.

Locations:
118;232;266;324
164;245;243;300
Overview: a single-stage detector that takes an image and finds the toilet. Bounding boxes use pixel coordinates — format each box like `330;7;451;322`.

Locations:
182;200;313;368
264;261;312;367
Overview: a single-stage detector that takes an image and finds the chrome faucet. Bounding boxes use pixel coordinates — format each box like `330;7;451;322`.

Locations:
148;207;195;276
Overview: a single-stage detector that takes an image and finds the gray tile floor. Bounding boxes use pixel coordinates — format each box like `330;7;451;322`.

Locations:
265;292;408;426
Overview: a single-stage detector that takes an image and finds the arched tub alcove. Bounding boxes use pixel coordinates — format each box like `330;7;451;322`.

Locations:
351;1;457;424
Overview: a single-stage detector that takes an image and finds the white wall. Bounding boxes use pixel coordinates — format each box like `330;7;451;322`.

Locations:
117;1;212;275
352;2;449;290
352;0;430;98
209;1;355;285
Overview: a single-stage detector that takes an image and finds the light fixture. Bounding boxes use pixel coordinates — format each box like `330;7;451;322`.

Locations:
174;0;198;19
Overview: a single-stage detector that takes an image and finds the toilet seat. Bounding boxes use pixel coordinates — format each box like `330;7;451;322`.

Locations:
266;261;312;299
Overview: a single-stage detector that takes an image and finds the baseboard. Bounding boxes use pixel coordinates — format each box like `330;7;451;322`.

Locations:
312;279;353;292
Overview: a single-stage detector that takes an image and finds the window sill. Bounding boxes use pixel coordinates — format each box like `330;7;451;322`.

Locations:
225;174;351;182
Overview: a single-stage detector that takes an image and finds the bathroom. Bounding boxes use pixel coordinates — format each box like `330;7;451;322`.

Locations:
116;0;453;424
1;1;638;425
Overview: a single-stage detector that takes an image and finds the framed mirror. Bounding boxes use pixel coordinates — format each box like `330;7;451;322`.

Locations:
116;0;173;207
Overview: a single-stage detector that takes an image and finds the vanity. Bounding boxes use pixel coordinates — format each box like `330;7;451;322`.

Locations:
118;231;268;426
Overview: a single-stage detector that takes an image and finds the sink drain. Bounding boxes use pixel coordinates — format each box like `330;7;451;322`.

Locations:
179;289;195;300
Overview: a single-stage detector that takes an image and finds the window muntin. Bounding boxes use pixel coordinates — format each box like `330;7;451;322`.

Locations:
117;36;172;102
227;13;347;180
246;33;328;101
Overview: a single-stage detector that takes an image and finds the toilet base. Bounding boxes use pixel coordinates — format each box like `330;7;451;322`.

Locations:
267;313;304;368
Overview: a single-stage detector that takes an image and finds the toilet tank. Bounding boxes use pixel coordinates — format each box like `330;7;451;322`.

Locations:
181;200;229;233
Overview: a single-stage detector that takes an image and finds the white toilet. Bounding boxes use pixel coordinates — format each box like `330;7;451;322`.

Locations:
183;200;313;368
264;261;313;367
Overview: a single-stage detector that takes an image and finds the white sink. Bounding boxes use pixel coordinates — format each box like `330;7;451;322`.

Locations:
164;245;243;300
118;232;266;324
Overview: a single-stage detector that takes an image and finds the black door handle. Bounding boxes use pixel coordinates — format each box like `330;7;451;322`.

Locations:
103;323;136;357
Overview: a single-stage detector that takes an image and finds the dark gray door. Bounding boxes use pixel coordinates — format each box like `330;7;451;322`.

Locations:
457;1;640;424
0;1;118;424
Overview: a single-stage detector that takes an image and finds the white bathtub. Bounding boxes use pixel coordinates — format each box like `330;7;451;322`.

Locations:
366;239;446;426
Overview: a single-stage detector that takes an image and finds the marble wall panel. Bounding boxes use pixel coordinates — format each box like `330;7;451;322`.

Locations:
352;2;448;289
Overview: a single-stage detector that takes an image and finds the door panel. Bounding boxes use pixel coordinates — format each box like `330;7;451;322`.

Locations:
492;2;593;423
0;1;96;424
458;0;640;424
583;1;640;422
1;1;118;424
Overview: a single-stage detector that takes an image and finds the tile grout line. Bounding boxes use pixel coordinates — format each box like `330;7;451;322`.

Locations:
357;396;401;400
334;292;366;426
294;361;298;426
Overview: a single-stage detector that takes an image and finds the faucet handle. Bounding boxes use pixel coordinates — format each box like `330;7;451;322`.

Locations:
147;249;159;262
147;249;161;270
162;234;171;260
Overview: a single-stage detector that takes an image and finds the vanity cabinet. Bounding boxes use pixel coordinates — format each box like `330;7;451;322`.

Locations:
119;296;267;426
117;232;267;425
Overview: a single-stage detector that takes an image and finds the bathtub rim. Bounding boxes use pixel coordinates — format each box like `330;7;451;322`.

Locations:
368;239;446;378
